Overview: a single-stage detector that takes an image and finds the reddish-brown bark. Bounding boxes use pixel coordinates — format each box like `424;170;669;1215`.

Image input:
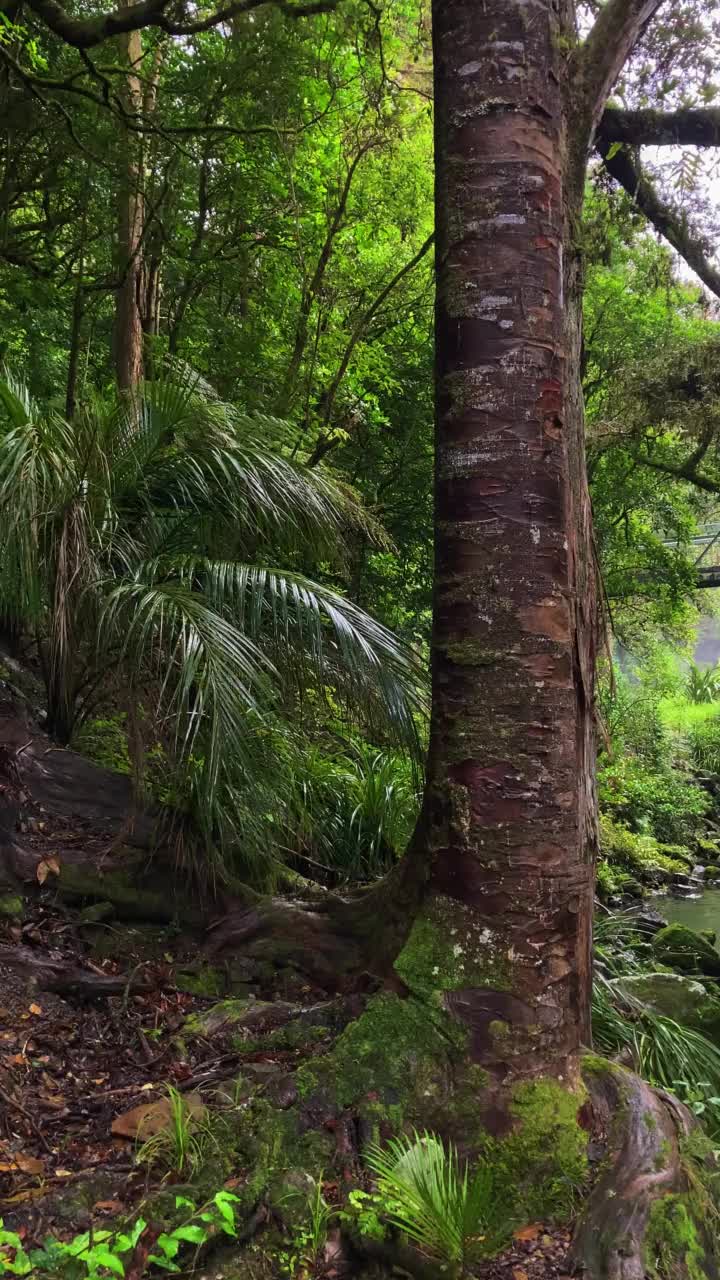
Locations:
418;0;599;1078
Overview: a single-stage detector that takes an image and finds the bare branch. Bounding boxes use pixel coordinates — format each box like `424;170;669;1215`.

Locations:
575;0;665;129
597;133;720;301
22;0;337;49
601;104;720;147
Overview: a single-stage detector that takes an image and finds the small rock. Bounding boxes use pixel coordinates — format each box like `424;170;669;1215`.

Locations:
635;908;668;936
266;1073;299;1110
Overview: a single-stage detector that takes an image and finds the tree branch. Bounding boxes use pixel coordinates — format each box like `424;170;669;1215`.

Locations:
601;104;720;147
641;454;720;495
276;136;382;415
575;0;665;130
22;0;337;49
597;132;720;300
305;232;435;466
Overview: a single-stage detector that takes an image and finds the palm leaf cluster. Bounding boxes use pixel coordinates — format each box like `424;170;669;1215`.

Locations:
365;1131;506;1276
0;368;425;880
686;661;720;706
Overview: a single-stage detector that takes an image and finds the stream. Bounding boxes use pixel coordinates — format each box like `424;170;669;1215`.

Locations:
657;888;720;933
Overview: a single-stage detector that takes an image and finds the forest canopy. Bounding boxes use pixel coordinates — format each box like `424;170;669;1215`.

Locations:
7;4;720;1280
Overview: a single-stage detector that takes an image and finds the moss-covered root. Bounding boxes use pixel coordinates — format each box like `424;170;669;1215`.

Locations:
569;1058;716;1280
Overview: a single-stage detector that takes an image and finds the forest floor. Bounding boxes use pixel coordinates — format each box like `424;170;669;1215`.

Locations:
1;808;578;1280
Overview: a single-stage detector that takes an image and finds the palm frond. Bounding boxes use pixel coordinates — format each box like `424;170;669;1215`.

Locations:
365;1131;506;1270
136;557;426;750
0;366;423;887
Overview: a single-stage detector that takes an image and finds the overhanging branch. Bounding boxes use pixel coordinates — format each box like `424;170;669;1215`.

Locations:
601;104;720;147
597;132;720;301
22;0;337;48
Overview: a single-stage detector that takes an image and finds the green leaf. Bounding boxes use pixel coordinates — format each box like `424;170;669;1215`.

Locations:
169;1224;208;1245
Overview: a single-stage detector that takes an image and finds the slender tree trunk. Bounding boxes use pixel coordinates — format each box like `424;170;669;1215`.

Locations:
138;42;164;379
409;0;598;1080
66;203;88;419
114;17;145;392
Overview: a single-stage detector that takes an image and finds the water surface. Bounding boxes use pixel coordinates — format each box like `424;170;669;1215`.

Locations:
657;888;720;934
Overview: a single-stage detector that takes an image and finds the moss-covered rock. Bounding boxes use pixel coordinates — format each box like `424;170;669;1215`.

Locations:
175;966;226;998
611;973;720;1037
652;925;720;976
600;816;693;884
184;998;261;1037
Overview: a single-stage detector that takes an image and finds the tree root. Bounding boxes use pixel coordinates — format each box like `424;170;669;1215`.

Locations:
206;827;430;991
0;942;156;997
570;1059;700;1280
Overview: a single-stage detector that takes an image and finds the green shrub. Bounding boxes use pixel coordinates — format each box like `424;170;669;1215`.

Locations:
597;665;672;768
598;757;709;844
599;814;690;879
72;714;131;775
365;1130;508;1276
596;861;618;900
686;661;720;706
689;712;720;773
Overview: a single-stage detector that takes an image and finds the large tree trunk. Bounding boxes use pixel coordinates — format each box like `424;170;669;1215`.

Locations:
407;0;598;1079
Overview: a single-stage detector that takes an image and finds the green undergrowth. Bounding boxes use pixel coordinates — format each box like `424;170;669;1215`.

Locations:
599;813;693;887
0;1188;245;1279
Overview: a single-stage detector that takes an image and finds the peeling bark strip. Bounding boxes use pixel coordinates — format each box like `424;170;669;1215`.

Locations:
423;0;597;1076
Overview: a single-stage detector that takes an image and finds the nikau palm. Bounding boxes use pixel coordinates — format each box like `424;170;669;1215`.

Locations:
0;368;422;874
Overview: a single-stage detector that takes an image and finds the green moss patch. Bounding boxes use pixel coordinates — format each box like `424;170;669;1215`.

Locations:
395;895;511;996
482;1080;589;1225
645;1195;707;1280
0;892;23;918
296;991;465;1113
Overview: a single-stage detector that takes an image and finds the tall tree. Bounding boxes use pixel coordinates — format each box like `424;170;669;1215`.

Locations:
415;0;673;1078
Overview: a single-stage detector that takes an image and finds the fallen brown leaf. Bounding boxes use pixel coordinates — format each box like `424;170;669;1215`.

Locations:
111;1092;205;1140
94;1200;124;1213
512;1269;529;1280
28;1003;43;1017
36;857;60;885
9;1154;44;1177
0;1187;46;1205
514;1225;542;1242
